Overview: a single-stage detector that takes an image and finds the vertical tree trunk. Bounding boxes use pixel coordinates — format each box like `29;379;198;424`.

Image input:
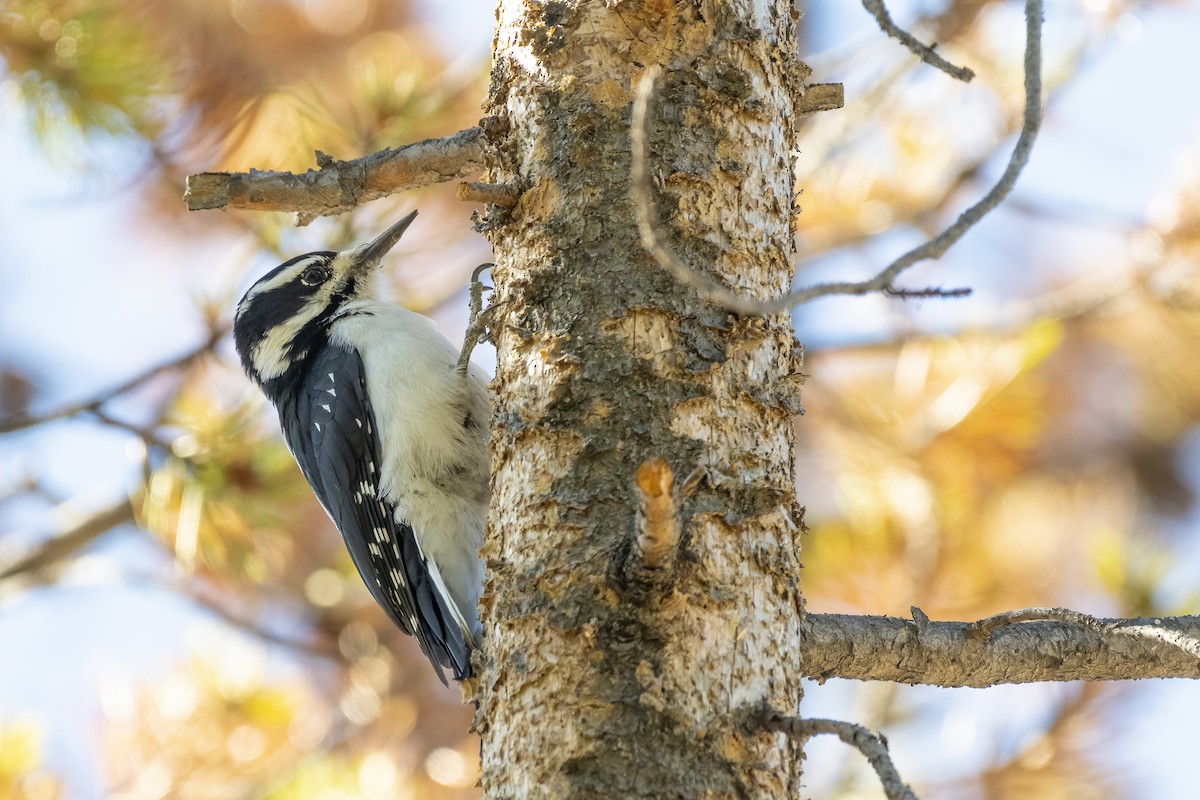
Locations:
477;1;808;796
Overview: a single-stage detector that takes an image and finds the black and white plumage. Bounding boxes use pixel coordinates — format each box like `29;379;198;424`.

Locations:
232;211;489;683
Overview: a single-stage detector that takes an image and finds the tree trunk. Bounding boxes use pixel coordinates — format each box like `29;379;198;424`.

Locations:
477;1;808;796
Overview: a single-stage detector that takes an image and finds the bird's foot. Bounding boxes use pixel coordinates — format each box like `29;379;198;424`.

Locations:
457;263;496;375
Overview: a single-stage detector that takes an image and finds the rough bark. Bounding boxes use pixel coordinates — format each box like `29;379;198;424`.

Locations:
475;1;808;797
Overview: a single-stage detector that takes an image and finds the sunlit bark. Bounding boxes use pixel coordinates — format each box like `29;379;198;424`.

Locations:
476;1;809;796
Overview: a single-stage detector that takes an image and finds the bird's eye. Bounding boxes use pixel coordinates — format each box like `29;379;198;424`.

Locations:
301;266;330;286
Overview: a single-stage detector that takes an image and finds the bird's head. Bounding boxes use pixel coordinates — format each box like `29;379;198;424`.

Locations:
233;210;418;390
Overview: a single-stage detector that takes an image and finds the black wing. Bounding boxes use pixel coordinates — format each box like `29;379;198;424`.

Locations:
276;343;472;683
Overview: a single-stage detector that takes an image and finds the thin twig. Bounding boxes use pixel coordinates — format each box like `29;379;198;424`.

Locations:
765;715;918;800
817;0;1043;297
185;126;489;223
631;67;968;312
630;0;1043;314
630;66;768;316
965;606;1110;638
0;328;224;435
179;578;341;661
807;249;1188;358
0;496;134;580
861;0;976;82
89;408;174;450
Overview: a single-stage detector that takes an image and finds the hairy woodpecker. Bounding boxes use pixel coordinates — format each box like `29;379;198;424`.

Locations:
232;211;488;683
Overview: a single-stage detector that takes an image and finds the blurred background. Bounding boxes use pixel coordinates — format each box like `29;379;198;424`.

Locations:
1;0;1198;798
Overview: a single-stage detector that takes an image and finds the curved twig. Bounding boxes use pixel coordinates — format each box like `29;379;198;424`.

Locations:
861;0;975;82
631;0;1045;314
765;715;918;800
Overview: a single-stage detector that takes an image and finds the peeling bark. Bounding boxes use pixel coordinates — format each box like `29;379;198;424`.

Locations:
475;1;809;797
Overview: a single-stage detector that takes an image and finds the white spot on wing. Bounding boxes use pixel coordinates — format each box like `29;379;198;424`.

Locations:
368;543;381;556
314;422;321;432
327;388;336;396
320;403;331;412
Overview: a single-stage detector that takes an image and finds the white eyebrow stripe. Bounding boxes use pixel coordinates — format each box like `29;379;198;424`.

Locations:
236;256;326;318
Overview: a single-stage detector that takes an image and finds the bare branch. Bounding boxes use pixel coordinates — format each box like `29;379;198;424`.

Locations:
0;329;224;435
185;127;489;222
829;0;1044;296
861;0;976;82
89;408;173;450
885;284;973;299
179;578;340;661
630;0;1043;314
458;181;521;207
765;715;918;800
796;82;846;115
0;496;134;581
801;611;1200;687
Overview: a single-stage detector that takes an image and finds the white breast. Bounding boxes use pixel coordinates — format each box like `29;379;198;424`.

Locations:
330;302;490;640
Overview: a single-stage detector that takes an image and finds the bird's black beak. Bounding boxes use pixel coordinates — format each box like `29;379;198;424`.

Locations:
352;210;418;271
